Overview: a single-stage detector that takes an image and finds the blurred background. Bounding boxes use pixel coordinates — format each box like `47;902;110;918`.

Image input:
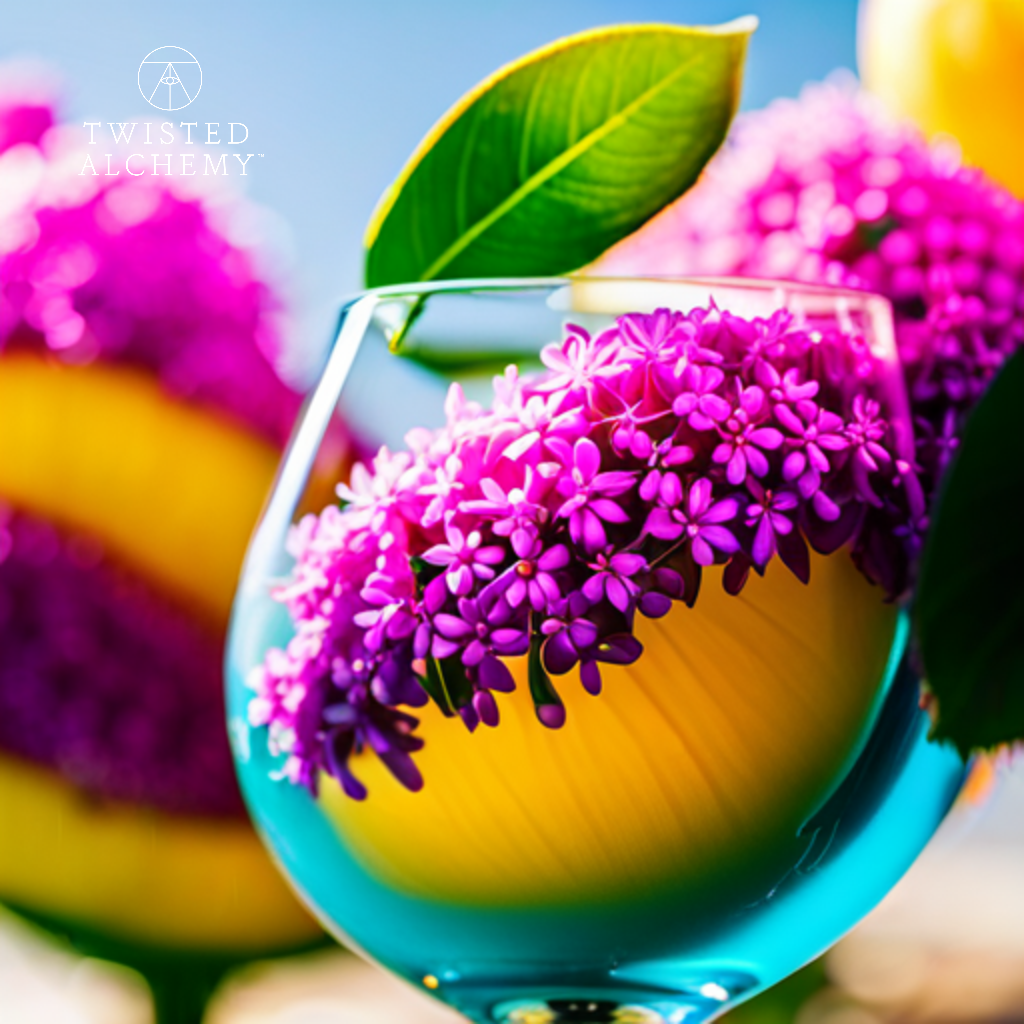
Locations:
3;763;1024;1024
4;0;1024;1021
1;0;864;379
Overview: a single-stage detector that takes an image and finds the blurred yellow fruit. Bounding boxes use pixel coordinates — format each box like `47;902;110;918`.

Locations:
860;0;1024;195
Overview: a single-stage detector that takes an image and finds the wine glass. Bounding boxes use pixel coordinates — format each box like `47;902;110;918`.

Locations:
226;277;965;1024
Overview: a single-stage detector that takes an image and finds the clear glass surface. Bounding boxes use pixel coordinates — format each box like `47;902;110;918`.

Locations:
226;278;965;1024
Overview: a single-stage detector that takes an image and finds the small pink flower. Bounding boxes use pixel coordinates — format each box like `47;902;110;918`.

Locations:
645;477;740;565
422;519;506;595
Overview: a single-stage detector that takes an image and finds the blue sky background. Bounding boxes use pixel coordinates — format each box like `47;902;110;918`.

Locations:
2;0;861;371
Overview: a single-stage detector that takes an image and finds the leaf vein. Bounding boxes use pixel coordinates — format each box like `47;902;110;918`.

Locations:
419;51;703;281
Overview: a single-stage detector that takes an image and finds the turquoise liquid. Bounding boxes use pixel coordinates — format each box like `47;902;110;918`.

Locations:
225;280;956;1023
227;592;964;1024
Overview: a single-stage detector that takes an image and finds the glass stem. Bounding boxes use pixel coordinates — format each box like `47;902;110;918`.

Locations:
145;962;230;1024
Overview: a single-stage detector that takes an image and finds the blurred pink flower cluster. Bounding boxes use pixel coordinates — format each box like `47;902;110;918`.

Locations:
0;88;53;155
599;77;1024;501
0;83;300;445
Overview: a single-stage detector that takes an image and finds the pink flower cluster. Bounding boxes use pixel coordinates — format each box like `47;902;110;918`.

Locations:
252;305;917;800
0;95;300;445
599;78;1024;504
0;94;52;156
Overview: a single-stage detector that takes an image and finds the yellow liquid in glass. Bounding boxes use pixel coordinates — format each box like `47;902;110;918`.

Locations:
324;550;896;909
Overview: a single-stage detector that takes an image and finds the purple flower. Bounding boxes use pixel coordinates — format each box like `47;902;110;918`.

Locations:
419;455;467;527
459;469;549;558
604;396;668;460
915;407;960;478
322;681;425;800
369;649;430;708
422;519;506;595
0;90;325;818
490;540;568;611
744;483;798;565
540;595;643;696
0;138;302;446
353;574;418;652
0;96;53;155
535;324;622;410
671;364;731;430
478;654;517;695
735;311;796;378
845;396;892;470
554;437;636;552
432;594;529;666
595;77;1023;509
636;566;686;618
639;436;695;502
756;362;820;405
845;395;893;504
582;551;647;612
541;594;600;675
495;392;588;465
336;449;414;533
645;477;740;565
776;399;848;498
615;308;696;397
618;308;690;366
891;458;928;522
0;509;248;816
581;634;645;694
712;386;784;485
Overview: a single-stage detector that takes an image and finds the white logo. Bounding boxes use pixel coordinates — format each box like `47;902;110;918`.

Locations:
138;46;202;111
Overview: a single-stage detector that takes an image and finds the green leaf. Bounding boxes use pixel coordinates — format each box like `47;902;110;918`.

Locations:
437;655;476;711
420;657;457;717
917;348;1024;755
364;20;755;287
528;633;565;727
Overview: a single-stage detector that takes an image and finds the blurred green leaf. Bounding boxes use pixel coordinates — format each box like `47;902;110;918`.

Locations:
918;349;1024;755
364;20;754;287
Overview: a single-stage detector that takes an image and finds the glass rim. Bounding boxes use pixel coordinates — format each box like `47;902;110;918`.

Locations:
240;268;906;604
345;273;893;309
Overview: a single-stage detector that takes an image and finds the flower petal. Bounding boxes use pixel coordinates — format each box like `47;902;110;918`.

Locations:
543;633;579;675
580;660;603;695
434;614;473;639
573;437;601;480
